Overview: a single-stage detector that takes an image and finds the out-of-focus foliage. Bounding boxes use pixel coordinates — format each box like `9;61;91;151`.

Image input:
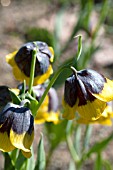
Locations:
2;0;113;170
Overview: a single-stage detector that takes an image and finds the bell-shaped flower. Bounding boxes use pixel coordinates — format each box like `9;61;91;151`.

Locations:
33;85;59;124
62;68;113;120
6;41;54;85
0;103;34;158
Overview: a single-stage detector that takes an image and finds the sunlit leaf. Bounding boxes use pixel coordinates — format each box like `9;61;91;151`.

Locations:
15;151;27;170
74;35;82;62
85;133;113;157
53;7;65;61
9;89;21;105
102;160;112;170
26;147;35;170
25;92;39;116
4;153;15;170
94;152;102;170
34;134;46;170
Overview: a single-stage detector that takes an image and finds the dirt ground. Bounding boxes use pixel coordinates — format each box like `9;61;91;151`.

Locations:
0;0;113;169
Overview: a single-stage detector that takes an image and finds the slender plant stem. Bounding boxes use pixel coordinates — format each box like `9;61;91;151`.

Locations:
35;65;70;113
82;125;92;153
66;134;80;162
28;48;37;94
66;121;80;163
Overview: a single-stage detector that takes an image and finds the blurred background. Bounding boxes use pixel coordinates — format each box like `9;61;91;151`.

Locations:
0;0;113;169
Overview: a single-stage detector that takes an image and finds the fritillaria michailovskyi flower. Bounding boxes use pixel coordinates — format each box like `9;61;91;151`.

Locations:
0;103;34;158
6;41;54;85
63;68;113;120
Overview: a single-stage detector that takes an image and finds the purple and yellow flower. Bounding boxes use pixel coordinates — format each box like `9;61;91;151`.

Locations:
77;104;113;126
33;85;59;124
62;68;113;120
0;103;34;158
6;41;54;85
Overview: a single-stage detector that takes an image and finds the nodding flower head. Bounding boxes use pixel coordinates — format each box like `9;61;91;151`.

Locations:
6;41;54;85
0;103;34;158
32;85;59;124
62;68;113;120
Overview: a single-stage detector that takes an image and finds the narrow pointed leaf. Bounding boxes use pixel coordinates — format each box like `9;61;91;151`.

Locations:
82;125;92;153
68;160;76;170
102;160;112;170
4;153;15;170
9;89;21;104
19;80;26;100
85;133;113;157
26;147;35;170
15;151;27;170
74;35;82;61
94;152;102;170
74;125;82;156
25;92;39;116
9;149;19;164
34;134;46;170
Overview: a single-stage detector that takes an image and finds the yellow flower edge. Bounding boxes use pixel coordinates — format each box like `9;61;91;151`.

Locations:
49;47;54;62
77;105;113;126
62;97;107;120
77;98;107;120
92;78;113;102
35;95;60;124
0;132;15;152
35;111;60;124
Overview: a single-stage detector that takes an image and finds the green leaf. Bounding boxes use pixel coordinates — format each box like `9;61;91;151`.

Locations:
26;147;35;170
9;89;21;104
82;125;92;153
74;124;82;157
25;92;39;116
18;80;26;100
85;133;113;157
45;120;68;150
94;152;102;170
34;134;46;170
102;160;112;170
9;149;19;165
4;153;15;170
66;121;80;162
53;57;73;88
74;35;82;62
15;151;27;170
68;160;76;170
25;27;54;46
77;44;100;70
61;8;86;53
92;0;109;39
53;7;65;61
53;67;72;88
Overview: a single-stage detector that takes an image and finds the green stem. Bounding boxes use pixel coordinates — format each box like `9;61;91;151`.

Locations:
28;48;37;94
66;121;80;163
4;153;15;170
35;65;70;113
82;125;92;153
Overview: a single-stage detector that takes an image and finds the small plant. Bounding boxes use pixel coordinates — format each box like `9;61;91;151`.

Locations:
0;34;113;170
